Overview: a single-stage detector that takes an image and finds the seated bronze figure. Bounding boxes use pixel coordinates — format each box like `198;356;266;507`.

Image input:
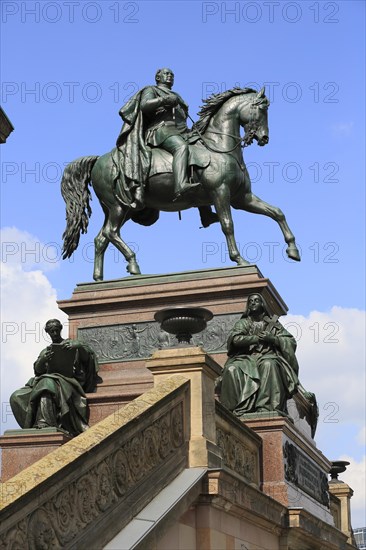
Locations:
10;319;99;436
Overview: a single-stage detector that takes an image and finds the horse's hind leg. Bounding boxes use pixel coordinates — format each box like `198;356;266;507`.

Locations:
93;210;109;281
103;204;141;275
237;192;301;261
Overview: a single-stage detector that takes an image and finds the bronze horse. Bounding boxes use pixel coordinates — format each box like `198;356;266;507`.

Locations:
61;87;300;280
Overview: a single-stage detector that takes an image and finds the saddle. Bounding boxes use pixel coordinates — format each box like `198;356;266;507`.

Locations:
149;141;211;178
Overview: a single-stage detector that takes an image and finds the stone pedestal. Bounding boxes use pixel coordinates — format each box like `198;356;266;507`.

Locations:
244;415;334;524
328;481;356;545
146;346;222;469
1;267;287;482
0;428;71;481
58;266;287;426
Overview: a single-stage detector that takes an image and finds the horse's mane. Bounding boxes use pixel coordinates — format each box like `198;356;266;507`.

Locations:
193;87;258;134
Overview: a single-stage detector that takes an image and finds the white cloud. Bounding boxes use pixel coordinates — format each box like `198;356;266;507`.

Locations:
1;226;61;272
285;307;366;426
0;228;68;431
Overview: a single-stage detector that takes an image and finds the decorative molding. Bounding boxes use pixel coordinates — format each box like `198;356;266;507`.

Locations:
0;403;185;548
204;470;285;529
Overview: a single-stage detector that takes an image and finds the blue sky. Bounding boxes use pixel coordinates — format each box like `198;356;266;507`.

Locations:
1;0;365;526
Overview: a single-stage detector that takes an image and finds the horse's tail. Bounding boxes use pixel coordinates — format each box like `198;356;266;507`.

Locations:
61;156;99;259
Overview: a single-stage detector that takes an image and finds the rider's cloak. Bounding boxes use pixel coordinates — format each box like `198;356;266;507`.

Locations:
112;87;152;207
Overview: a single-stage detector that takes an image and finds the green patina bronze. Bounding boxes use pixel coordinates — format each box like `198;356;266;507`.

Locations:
10;319;99;437
60;68;300;281
217;294;317;432
115;67;201;206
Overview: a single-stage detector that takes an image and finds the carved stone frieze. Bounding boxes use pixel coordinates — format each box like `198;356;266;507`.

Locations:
0;402;185;549
216;426;256;483
51;485;78;544
112;449;130;497
77;313;241;362
0;520;27;550
28;508;60;550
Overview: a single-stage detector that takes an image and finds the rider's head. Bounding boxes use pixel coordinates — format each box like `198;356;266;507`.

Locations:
155;68;174;89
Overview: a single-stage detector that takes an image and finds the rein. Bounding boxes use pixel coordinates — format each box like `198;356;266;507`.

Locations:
187;101;258;154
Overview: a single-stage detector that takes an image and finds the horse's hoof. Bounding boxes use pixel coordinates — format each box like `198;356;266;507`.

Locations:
236;258;251;267
126;260;141;275
286;245;301;262
93;274;103;282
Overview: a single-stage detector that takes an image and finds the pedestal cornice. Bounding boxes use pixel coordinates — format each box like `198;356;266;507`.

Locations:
58;266;288;317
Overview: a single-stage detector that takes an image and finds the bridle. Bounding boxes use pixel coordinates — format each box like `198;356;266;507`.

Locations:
186;98;263;154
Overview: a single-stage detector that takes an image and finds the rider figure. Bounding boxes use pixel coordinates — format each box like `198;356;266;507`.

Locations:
138;67;199;203
115;68;218;227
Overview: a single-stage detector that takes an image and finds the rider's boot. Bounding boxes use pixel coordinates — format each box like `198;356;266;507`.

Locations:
199;206;219;228
131;185;144;210
171;143;200;201
174;181;201;201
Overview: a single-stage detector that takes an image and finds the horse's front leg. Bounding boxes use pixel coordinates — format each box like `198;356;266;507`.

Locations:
104;204;141;276
212;188;250;267
237;192;301;261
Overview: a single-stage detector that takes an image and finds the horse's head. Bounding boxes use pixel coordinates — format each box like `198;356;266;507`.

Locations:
239;87;270;147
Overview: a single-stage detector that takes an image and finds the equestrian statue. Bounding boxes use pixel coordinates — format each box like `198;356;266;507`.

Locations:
61;68;301;280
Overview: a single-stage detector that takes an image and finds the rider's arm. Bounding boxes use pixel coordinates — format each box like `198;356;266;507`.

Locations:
141;88;177;115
